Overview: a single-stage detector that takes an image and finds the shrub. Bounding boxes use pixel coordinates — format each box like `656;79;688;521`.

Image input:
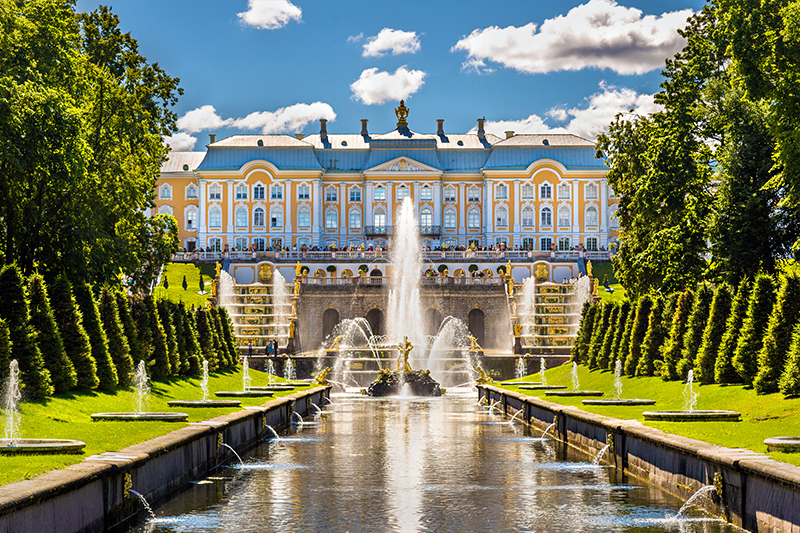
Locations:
624;295;653;376
181;308;202;375
50;276;98;390
733;274;776;384
0;319;10;384
779;323;800;397
676;285;713;380
610;301;631;366
143;296;171;379
130;297;153;366
695;283;733;384
195;308;218;370
588;304;612;369
637;296;666;377
571;303;595;364
73;284;118;390
27;274;76;393
715;280;751;384
156;300;180;375
99;288;134;388
116;293;144;365
597;303;619;370
754;273;800;394
660;289;694;381
218;307;240;366
616;304;636;367
182;275;188;291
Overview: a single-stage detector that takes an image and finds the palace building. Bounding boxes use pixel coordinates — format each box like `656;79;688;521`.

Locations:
155;102;618;253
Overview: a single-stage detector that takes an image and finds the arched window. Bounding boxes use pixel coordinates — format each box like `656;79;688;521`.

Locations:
271;184;283;200
185;185;198;199
420;208;432;227
158;205;173;215
235;207;247;228
298;206;311;228
585;237;599;251
585;183;598;200
326;208;338;230
397;185;409;201
185;207;197;230
209;207;222;228
253;237;266;251
373;208;386;228
349;209;362;231
467;208;481;229
421;185;432;201
521;183;534;199
586;206;599;227
557;183;570;200
540;183;552;200
540;206;552;227
609;205;619;230
558;206;571;227
444;186;456;202
253;207;265;228
496;183;508;199
235;184;247;200
349;186;362;202
298;184;310;200
495;206;508;227
443;208;457;229
467;187;480;203
159;184;172;200
374;186;385;201
522;206;534;227
209;183;221;200
253;184;265;200
234;237;248;250
270;208;283;228
325;186;337;202
208;238;222;252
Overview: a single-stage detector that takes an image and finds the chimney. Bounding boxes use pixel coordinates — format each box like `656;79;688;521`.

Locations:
505;131;514;139
319;119;328;142
436;119;445;136
477;117;485;138
209;133;216;144
361;119;369;136
295;133;305;140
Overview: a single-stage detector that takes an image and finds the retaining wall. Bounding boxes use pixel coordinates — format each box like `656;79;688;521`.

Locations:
0;386;330;533
479;384;800;533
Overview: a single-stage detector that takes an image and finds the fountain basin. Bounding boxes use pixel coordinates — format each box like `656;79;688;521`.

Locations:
167;400;242;408
248;385;295;392
91;412;189;421
0;439;86;454
642;410;740;422
582;399;656;406
367;370;442;397
519;385;567;391
764;436;800;452
545;390;604;397
215;391;274;398
501;381;541;386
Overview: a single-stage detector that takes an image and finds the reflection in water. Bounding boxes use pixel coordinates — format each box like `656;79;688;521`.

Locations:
127;390;737;533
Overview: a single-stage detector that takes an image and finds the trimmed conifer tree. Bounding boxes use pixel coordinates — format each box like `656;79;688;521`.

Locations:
0;265;53;398
779;322;800;397
0;319;12;385
733;274;776;384
144;296;171;379
637;296;666;377
587;304;611;369
116;293;144;365
570;302;593;363
662;292;681;333
182;308;202;375
624;295;653;376
210;307;232;367
182;275;188;291
195;308;218;370
715;279;752;384
170;302;189;375
597;303;619;370
695;284;733;384
676;285;713;380
99;289;134;387
616;304;636;367
74;284;118;390
156;300;180;375
27;274;77;393
218;307;240;366
130;297;153;366
754;273;800;394
50;276;98;390
610;301;631;366
660;288;694;381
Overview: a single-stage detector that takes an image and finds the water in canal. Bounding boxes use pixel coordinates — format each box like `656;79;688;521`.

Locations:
127;389;739;532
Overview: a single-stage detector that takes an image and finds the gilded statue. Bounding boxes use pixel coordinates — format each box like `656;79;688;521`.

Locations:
506;260;512;277
396;335;414;372
472;363;493;384
258;263;272;281
211;280;217;297
293;279;301;296
313;367;331;385
395;100;409;127
514;323;522;338
468;336;483;352
291;300;297;316
295;261;303;278
586;260;593;278
507;278;515;296
511;301;517;316
289;321;296;339
327;335;343;351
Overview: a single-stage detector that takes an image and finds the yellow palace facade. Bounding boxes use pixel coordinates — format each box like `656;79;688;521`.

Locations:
155;104;619;252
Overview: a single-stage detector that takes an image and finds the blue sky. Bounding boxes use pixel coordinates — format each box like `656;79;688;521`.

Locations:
75;0;706;151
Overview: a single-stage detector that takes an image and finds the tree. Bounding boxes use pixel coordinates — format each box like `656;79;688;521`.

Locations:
170;302;188;375
143;296;170;378
156;299;179;375
588;304;613;369
218;307;240;367
715;279;752;384
99;288;134;387
637;296;666;377
695;284;733;384
624;295;653;376
195;309;217;370
676;285;714;380
0;319;10;384
733;273;777;384
50;276;98;390
182;275;187;291
754;273;800;393
610;301;631;366
27;274;76;393
779;322;800;397
199;274;205;294
117;293;144;365
571;303;596;364
660;289;695;381
0;265;53;398
131;297;153;367
73;283;118;389
597;304;620;370
182;308;202;375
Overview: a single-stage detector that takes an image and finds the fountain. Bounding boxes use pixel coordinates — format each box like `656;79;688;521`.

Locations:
168;360;241;408
643;370;740;421
671;485;719;520
93;361;189;421
266;361;276;385
500;357;527;385
367;336;442;397
283;358;296;381
583;359;655;406
0;360;86;454
544;361;603;397
763;436;800;452
519;357;565;390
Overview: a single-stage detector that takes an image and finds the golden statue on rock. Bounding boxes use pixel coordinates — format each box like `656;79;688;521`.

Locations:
472;363;493;384
468;336;482;352
327;335;343;351
396;335;414;372
313;367;331;385
514;323;523;338
295;262;303;278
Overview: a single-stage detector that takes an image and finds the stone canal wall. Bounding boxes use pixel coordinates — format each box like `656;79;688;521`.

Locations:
0;386;330;533
479;384;800;533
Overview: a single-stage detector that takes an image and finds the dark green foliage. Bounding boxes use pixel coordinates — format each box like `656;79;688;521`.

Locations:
597;304;619;370
617;305;637;368
27;274;76;393
195;309;218;370
588;304;613;369
637;296;666;377
210;308;234;368
156;300;179;375
676;285;714;380
0;265;53;398
73;284;117;390
217;307;240;367
624;295;654;376
571;303;596;364
754;274;800;394
170;302;188;375
130;297;153;365
50;276;98;390
99;289;134;387
199;274;205;293
143;296;170;378
116;293;143;365
163;276;169;289
660;289;695;381
182;275;187;291
779;323;800;397
662;292;681;332
733;274;777;384
715;280;752;384
0;320;10;384
610;301;632;366
695;284;733;384
180;308;201;375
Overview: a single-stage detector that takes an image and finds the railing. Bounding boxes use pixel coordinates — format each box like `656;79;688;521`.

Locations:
172;250;613;263
419;226;442;237
301;276;504;286
364;226;392;236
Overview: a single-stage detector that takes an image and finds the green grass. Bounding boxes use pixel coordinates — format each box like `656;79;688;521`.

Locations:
500;363;800;466
589;261;628;303
152;262;216;307
0;367;303;486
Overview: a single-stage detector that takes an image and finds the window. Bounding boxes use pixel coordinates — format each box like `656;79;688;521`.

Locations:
609;205;619;230
558;183;570;200
325;187;338;202
540;206;552;227
373;211;386;228
496;183;508;199
253;237;266;251
158;205;173;215
558;236;571;251
186;209;197;230
271;208;283;228
540;237;553;251
298;207;311;228
298;184;310;200
253;185;265;200
208;238;222;252
254;207;265;227
160;185;171;200
468;187;480;203
540;183;552;200
522;237;534;251
326;209;338;230
271;237;283;250
444;186;456;202
585;237;599;251
350;187;362;202
271;184;283;200
586;206;599;227
444;208;456;229
521;184;534;199
349;210;362;230
522;206;534;227
558;206;571;227
397;185;409;201
235;184;247;200
186;185;198;199
420;208;432;227
374;186;385;201
585;183;598;200
209;184;221;200
609;185;618;199
209;208;222;228
235;207;247;228
421;186;432;201
234;237;248;250
468;208;480;229
496;206;508;227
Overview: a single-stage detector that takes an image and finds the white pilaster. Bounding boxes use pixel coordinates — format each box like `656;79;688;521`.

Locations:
386;184;393;226
284;181;292;234
198;180;207;235
226;181;234;247
365;182;373;229
513;180;521;233
572;180;580;232
340;183;346;239
313;179;322;245
459;184;466;232
600;179;608;233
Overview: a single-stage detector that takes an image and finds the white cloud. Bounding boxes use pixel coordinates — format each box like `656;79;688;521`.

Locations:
176;105;232;134
461;58;495;75
348;33;363;43
350;66;426;105
231;102;336;134
362;28;421;57
452;0;693;75
237;0;302;30
473;115;569;138
165;132;198;151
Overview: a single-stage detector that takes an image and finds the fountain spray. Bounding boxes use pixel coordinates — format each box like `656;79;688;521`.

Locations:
201;360;209;401
242;357;252;391
2;360;21;444
133;360;150;414
614;360;623;400
539;357;547;386
571;362;580;391
684;370;698;412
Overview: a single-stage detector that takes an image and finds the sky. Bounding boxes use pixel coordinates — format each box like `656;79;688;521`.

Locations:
75;0;707;151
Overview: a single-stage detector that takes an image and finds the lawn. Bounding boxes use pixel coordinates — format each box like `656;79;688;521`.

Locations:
589;261;628;303
0;367;305;486
499;362;800;467
152;262;216;307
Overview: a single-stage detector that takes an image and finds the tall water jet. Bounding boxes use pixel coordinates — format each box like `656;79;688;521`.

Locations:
387;197;424;348
515;357;525;381
266;360;276;385
684;370;698;412
134;360;150;414
273;271;291;347
242;357;252;391
201;360;210;401
539;357;547;386
218;271;235;309
284;358;296;381
2;360;21;444
571;362;580;391
424;316;474;386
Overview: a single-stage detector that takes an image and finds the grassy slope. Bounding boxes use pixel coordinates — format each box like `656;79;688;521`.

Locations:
152;262;216;307
1;368;302;486
590;261;628;304
500;363;800;467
